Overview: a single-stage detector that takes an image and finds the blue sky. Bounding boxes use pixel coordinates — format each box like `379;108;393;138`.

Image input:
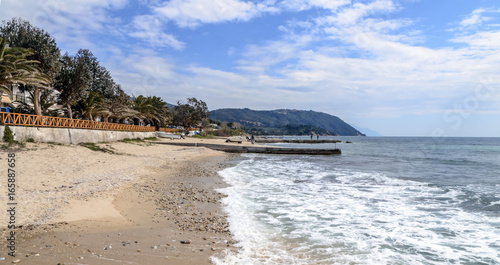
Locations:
1;0;500;136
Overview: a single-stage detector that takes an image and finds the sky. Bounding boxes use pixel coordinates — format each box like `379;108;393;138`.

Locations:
1;0;499;136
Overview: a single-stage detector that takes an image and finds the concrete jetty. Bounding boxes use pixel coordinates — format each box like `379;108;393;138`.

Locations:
255;139;341;144
155;141;341;155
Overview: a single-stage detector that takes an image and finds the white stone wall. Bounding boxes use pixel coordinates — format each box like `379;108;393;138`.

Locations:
0;126;156;144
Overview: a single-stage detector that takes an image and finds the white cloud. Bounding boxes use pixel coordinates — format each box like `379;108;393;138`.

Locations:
152;0;275;28
230;1;500;120
1;0;126;31
460;8;489;27
324;0;396;26
454;8;500;34
129;15;185;49
310;0;407;46
107;51;262;108
238;34;314;73
279;0;350;12
127;0;282;48
452;30;500;50
0;0;127;52
105;49;183;97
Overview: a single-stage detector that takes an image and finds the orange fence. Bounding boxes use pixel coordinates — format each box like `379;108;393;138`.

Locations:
0;112;155;132
158;128;201;133
159;128;181;133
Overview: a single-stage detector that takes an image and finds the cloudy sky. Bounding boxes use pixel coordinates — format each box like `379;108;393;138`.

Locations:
1;0;499;136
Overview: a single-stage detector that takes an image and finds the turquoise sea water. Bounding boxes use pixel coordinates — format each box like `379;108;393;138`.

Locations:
213;137;500;264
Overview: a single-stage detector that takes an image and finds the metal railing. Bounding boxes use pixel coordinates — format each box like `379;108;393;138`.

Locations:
0;112;155;132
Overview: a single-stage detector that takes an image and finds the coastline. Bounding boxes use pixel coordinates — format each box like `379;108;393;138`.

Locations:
0;138;239;264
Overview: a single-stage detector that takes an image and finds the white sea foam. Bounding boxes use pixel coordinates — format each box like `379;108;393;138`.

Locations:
213;154;500;265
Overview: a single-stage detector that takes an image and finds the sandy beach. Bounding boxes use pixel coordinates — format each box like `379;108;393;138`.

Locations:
0;137;248;264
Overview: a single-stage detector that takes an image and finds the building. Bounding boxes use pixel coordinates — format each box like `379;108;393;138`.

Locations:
0;85;63;114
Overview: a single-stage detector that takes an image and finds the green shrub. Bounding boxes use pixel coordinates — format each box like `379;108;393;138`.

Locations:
27;138;35;143
79;142;114;153
192;134;214;139
3;125;14;144
121;138;143;143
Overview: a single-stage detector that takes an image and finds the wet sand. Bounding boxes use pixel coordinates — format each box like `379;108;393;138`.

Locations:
0;138;239;264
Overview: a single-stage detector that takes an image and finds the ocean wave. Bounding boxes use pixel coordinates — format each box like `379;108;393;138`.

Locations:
215;143;500;265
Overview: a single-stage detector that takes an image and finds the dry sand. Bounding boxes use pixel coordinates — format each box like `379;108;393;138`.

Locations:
0;137;241;264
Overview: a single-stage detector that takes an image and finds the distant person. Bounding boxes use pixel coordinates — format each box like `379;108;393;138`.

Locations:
180;133;185;139
310;134;313;140
251;134;255;144
317;135;319;140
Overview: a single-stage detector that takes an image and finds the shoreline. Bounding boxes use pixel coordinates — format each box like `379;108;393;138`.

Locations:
0;138;239;264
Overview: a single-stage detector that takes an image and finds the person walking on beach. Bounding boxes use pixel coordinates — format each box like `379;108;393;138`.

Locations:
251;134;255;144
311;134;313;140
316;135;319;140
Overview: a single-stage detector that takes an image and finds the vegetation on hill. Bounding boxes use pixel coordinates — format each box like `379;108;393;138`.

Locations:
210;108;364;136
245;125;332;136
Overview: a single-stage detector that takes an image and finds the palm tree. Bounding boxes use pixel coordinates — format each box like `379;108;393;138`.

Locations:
149;96;171;127
104;97;140;123
132;95;170;127
73;91;108;120
102;88;133;123
16;89;57;116
0;38;49;95
132;95;158;125
1;19;61;116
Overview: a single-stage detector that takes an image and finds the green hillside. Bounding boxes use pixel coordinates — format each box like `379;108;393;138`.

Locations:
209;108;365;136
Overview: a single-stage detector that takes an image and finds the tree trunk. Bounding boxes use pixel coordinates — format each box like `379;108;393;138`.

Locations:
66;103;72;119
33;87;42;116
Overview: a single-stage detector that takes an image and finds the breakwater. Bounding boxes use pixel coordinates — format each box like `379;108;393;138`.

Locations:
155;142;341;155
255;139;341;144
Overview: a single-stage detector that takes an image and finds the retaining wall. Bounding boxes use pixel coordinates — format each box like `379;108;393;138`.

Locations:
0;126;156;144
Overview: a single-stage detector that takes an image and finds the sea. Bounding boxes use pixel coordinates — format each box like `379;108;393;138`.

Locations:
212;137;500;265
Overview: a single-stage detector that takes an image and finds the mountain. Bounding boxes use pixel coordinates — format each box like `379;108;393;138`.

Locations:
209;108;365;136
